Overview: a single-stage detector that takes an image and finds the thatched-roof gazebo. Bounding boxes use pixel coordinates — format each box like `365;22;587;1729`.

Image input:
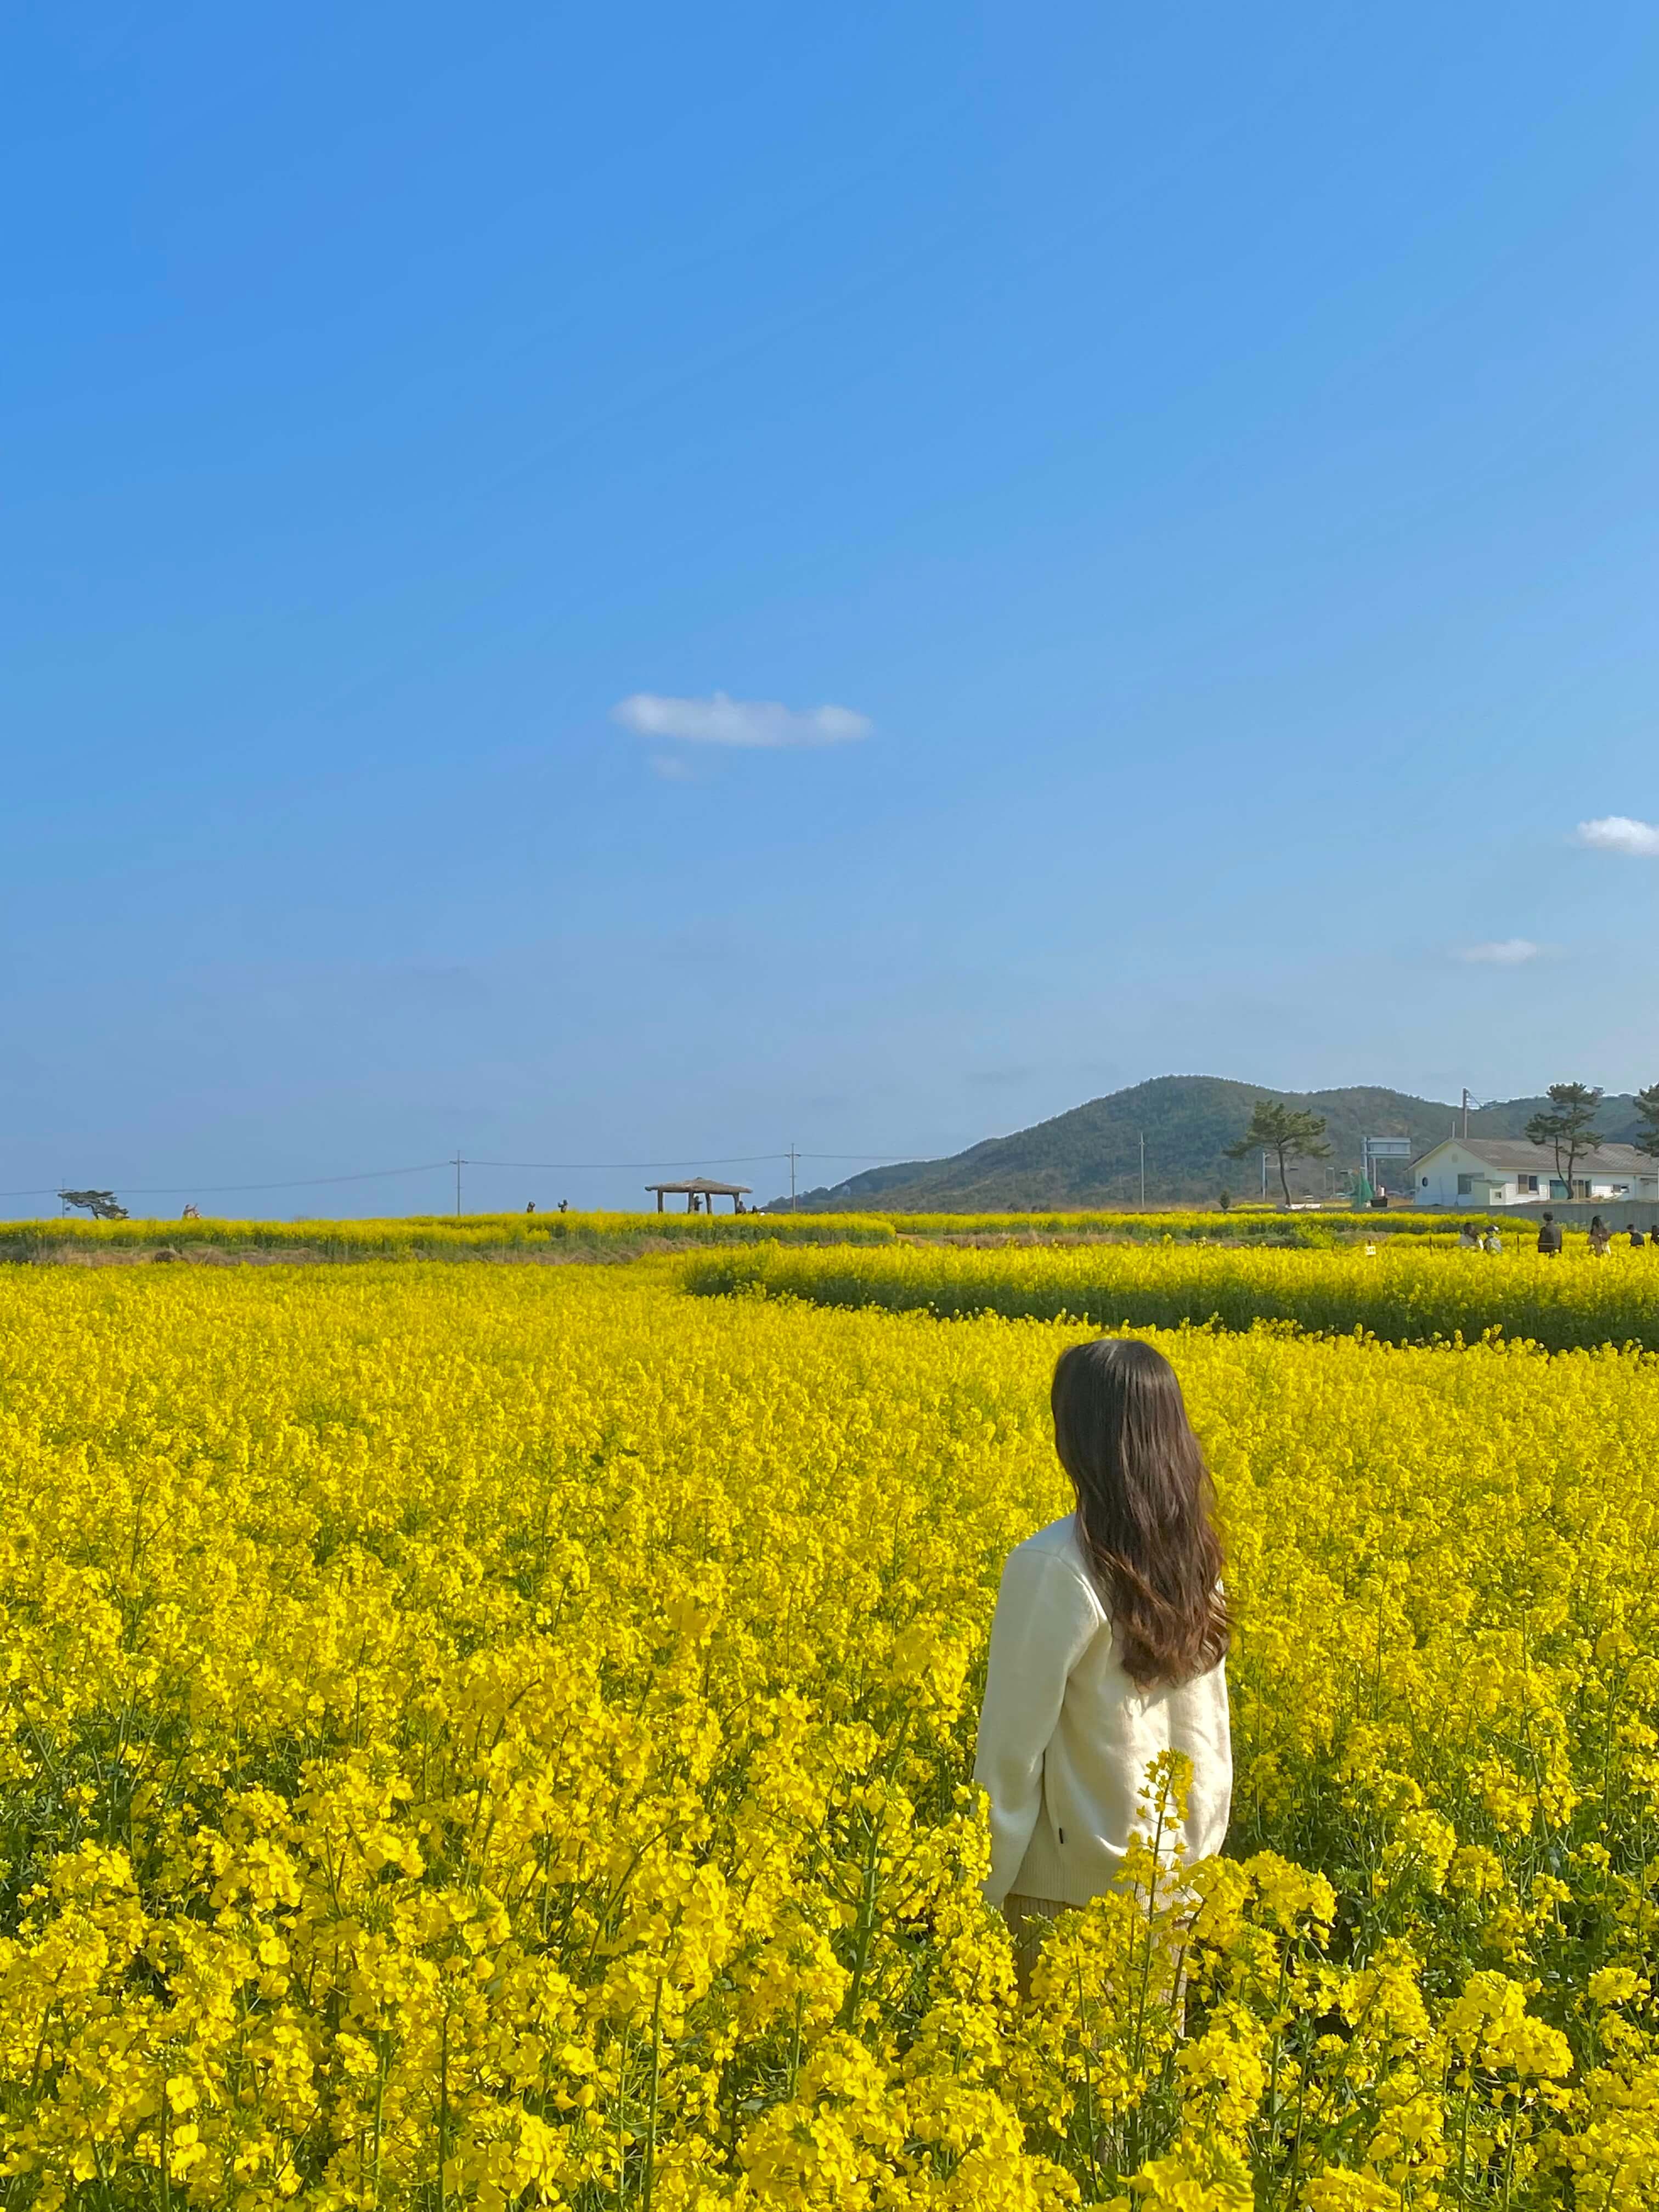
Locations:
645;1177;752;1215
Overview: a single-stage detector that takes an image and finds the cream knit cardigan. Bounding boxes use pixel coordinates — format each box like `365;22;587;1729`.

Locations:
973;1515;1232;1909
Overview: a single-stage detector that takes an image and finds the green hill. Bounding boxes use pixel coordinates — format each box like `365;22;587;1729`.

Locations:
782;1076;1645;1211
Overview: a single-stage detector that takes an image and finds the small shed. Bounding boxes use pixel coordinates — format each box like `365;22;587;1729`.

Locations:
645;1177;752;1215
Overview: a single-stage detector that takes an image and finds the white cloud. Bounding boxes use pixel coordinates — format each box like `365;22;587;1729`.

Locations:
1574;815;1659;856
612;690;872;749
1456;939;1542;966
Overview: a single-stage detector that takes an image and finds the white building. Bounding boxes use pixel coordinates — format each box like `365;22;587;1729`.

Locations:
1412;1136;1659;1209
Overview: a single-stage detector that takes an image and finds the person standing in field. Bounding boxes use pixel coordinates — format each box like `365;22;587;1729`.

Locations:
1537;1211;1562;1258
1589;1215;1611;1257
974;1338;1232;1996
1629;1223;1646;1249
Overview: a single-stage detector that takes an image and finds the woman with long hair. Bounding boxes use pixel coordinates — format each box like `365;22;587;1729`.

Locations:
973;1336;1232;1987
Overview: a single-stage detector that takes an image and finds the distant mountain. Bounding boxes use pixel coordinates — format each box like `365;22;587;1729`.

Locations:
779;1076;1646;1211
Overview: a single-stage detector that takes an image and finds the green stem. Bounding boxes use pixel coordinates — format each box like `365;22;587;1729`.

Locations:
642;1979;663;2212
838;1815;882;2029
1075;1949;1100;2200
372;2032;387;2209
437;2005;449;2212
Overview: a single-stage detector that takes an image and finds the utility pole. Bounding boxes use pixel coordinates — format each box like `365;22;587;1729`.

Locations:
1139;1131;1146;1209
1261;1147;1268;1200
788;1144;798;1212
452;1152;463;1218
1462;1087;1472;1139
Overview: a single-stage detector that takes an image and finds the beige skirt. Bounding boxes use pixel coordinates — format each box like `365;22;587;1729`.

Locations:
1001;1891;1071;2001
1001;1889;1189;2008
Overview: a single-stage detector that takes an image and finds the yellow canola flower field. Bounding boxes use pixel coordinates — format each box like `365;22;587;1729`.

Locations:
689;1238;1659;1354
877;1213;1472;1243
1;1212;890;1261
0;1261;1656;2208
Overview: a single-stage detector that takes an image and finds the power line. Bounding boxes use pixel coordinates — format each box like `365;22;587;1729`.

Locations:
466;1154;793;1171
0;1160;454;1199
0;1144;958;1208
508;1148;943;1181
0;1155;790;1199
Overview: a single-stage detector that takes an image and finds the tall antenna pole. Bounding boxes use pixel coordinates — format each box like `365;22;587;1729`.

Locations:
1462;1087;1471;1139
789;1144;798;1212
1139;1131;1146;1209
453;1152;462;1218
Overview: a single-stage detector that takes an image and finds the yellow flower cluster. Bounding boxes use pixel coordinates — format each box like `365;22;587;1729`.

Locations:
0;1259;1655;2206
688;1237;1659;1353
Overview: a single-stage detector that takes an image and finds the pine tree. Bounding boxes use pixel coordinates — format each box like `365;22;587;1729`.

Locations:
57;1189;129;1220
1523;1083;1604;1195
1224;1101;1332;1205
1633;1084;1659;1162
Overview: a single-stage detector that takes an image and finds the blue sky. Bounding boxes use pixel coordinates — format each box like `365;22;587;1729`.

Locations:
6;3;1659;1215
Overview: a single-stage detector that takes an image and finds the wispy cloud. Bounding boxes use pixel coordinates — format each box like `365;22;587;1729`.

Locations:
1455;939;1542;966
612;690;872;749
1574;815;1659;856
964;1065;1035;1087
648;752;699;782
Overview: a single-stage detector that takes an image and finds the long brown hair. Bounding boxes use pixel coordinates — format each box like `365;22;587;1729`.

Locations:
1051;1337;1229;1688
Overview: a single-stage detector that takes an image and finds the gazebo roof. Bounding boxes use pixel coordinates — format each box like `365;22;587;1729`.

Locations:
644;1178;752;1197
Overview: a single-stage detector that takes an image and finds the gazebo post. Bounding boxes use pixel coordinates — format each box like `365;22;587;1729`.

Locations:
656;1189;663;1214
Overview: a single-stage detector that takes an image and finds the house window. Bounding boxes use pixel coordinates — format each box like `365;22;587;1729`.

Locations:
1457;1173;1474;1195
1420;1175;1428;1188
1520;1174;1538;1193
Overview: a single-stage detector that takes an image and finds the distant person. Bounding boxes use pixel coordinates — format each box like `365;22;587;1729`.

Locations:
525;1200;536;1214
1459;1224;1480;1251
1589;1216;1612;1257
180;1203;200;1221
1627;1223;1645;1249
1537;1211;1562;1258
558;1199;569;1214
974;1339;1231;1999
1486;1225;1502;1254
